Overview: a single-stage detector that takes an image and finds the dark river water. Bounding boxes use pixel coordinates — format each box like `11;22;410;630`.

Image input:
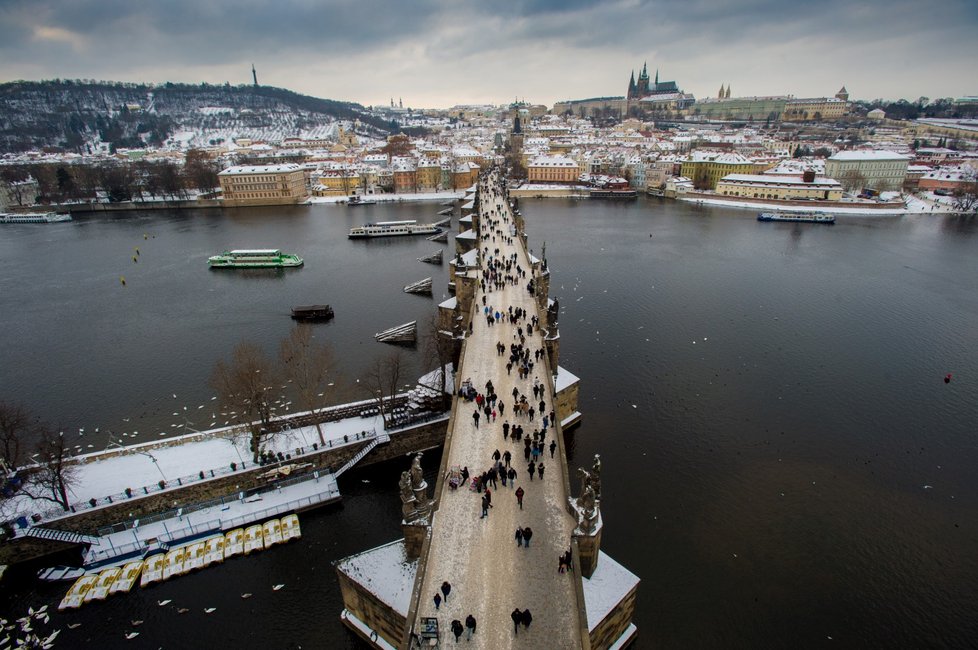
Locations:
1;198;977;648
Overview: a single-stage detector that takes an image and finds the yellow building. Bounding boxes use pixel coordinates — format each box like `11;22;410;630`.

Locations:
219;164;308;206
680;152;763;190
312;171;360;196
824;150;909;192
527;156;580;183
716;173;843;201
417;160;442;191
782;97;847;122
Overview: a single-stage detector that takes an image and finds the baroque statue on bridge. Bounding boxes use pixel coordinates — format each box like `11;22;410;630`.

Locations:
400;453;431;522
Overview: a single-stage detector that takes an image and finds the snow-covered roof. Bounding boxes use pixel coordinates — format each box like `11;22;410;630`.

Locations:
528;155;578;168
720;174;842;188
219;164;302;175
583;551;641;631
828;150;909;161
555;366;580;393
334;539;418;615
456;230;477;240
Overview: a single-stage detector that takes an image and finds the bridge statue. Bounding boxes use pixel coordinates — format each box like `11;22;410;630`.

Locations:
591;454;602;501
400;453;431;522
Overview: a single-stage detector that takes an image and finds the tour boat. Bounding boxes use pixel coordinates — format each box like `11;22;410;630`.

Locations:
207;249;304;268
348;220;441;239
347;195;378;206
59;574;97;610
38;565;86;582
757;212;835;224
0;212;71;223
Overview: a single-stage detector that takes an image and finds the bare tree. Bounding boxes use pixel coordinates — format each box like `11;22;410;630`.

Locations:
211;342;279;461
280;326;333;444
840;169;867;194
422;315;455;410
952;168;978;214
26;430;76;511
0;401;36;473
363;352;403;428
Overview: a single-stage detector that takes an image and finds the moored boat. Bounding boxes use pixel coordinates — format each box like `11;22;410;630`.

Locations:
757;212;835;224
140;553;165;587
224;528;245;559
349;220;441;239
207;249;303;268
347;195;378;206
291;304;334;321
110;561;143;594
0;212;71;223
280;514;302;541
243;525;264;554
59;574;97;610
262;519;284;547
88;567;121;602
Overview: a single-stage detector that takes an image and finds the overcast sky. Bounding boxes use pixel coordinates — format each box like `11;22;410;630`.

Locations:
1;0;975;108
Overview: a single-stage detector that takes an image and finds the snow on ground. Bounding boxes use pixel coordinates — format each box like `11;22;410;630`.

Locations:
335;539;418;615
582;551;640;631
307;191;463;204
554;367;580;393
412;175;583;648
12;413;384;523
680;194;965;216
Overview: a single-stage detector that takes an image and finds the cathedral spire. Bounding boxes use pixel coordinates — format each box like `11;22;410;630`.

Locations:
655;69;659;85
719;84;725;99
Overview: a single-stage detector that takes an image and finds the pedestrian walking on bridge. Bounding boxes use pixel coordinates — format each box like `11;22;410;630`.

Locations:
523;526;533;548
451;619;464;643
465;614;477;641
511;608;522;634
515;485;525;509
441;581;452;602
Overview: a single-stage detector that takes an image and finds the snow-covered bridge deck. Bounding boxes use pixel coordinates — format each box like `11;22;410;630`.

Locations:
410;175;584;648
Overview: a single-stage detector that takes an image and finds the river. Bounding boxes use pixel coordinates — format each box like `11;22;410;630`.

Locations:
1;197;976;648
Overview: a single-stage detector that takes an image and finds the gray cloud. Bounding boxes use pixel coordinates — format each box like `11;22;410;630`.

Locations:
0;0;975;105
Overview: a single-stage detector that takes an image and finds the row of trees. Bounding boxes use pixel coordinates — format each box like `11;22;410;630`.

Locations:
0;403;77;515
0;149;220;204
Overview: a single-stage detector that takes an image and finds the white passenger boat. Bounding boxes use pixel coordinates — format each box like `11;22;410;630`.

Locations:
348;220;441;239
0;212;71;223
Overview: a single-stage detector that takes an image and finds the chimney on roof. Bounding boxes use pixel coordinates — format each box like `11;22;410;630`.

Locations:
803;169;816;183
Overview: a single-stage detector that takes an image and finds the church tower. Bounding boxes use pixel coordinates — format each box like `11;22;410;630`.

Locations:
628;70;636;100
637;62;650;97
835;86;849;102
718;84;725;100
725;85;731;99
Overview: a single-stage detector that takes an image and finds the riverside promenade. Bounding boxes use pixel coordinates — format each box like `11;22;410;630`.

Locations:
409;171;584;647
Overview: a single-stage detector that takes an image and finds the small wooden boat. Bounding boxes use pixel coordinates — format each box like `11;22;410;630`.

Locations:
88;567;121;602
375;321;417;344
291;304;334;321
110;561;143;594
202;535;225;566
243;525;264;555
184;541;207;571
140;553;165;587
162;547;187;580
403;277;433;295
280;514;302;541
224;528;244;559
262;519;284;547
59;574;97;610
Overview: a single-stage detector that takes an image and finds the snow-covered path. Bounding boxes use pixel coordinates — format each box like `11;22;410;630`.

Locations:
413;174;583;648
